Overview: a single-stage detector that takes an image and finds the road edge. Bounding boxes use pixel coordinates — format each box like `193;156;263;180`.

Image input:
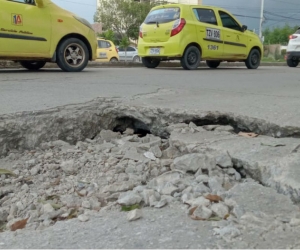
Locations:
0;60;287;69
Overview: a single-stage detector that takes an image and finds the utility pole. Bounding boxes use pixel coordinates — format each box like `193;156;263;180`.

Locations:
259;0;264;40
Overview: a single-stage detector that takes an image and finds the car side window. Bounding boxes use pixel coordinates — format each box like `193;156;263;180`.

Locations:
98;40;108;48
193;8;217;26
8;0;36;4
219;11;241;31
118;47;124;52
127;47;135;52
106;42;111;48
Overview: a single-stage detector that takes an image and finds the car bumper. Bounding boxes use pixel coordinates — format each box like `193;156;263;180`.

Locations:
138;40;182;58
286;51;300;60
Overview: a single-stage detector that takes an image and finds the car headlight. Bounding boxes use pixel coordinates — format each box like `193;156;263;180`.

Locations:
73;16;93;30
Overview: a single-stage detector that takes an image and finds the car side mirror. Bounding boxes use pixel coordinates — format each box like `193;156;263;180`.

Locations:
241;25;247;32
35;0;44;7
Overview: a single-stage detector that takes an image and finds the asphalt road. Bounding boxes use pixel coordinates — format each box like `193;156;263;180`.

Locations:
0;65;300;128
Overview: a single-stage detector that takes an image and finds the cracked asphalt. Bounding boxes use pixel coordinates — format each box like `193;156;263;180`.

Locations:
0;66;300;128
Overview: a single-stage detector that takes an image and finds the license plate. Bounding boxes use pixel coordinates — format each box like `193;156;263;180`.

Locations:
206;28;220;40
149;48;160;55
99;52;107;58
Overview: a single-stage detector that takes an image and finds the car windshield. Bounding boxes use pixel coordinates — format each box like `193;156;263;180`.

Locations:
144;7;180;24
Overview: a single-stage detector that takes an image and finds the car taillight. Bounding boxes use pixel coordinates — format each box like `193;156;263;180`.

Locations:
289;35;297;39
171;18;186;37
115;47;118;53
139;26;143;38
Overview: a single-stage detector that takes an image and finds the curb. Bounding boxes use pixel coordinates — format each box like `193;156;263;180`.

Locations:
0;60;287;69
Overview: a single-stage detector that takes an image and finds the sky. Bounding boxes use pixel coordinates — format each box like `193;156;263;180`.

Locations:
203;0;300;32
51;0;300;33
51;0;97;23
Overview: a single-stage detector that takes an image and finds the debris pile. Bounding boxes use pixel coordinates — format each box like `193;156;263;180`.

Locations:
0;122;300;240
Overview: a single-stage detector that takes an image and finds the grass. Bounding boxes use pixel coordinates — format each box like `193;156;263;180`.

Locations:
261;57;286;62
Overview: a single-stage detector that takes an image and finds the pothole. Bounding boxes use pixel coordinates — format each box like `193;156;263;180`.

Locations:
0;100;300;237
112;117;152;138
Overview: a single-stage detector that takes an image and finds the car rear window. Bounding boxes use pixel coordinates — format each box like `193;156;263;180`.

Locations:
295;29;300;34
144;7;180;24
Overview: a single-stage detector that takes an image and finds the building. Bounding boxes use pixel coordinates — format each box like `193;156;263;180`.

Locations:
91;23;102;34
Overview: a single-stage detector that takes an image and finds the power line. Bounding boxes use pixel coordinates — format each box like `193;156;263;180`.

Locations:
269;0;299;6
264;11;300;21
233;13;293;22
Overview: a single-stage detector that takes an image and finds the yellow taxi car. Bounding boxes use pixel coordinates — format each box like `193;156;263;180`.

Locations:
138;4;263;70
96;38;119;62
0;0;97;72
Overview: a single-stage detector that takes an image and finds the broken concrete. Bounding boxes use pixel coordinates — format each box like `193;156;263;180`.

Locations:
1;98;300;158
1;99;300;248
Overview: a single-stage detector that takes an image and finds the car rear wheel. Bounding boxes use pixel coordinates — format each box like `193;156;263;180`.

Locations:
181;46;201;70
142;57;160;68
56;38;89;72
287;58;299;67
133;56;140;62
206;60;221;69
245;49;260;69
20;61;46;71
110;57;118;63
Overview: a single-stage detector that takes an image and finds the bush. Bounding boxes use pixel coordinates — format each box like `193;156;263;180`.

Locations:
275;48;281;60
263;45;269;57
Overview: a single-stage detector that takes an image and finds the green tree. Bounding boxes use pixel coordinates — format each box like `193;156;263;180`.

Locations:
95;0;166;41
119;36;130;62
263;24;299;45
98;30;120;45
99;30;114;40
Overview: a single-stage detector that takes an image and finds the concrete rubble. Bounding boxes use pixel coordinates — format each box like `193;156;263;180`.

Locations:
0;99;300;248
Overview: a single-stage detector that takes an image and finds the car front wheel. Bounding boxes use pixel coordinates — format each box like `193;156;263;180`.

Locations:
206;60;221;69
181;46;201;70
142;57;160;68
245;49;261;69
56;38;89;72
20;61;46;71
133;56;140;62
287;58;299;67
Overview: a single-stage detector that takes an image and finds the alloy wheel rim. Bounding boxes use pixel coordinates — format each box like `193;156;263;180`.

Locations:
251;53;259;65
187;51;197;65
292;59;298;66
64;43;85;67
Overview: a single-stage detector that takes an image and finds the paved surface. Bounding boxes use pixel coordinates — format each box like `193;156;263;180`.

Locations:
0;66;300;128
0;207;219;249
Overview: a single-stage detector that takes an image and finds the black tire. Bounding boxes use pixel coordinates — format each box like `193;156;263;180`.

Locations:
20;61;46;71
181;46;201;70
142;57;160;68
206;60;221;69
245;49;261;69
287;58;299;67
110;57;118;63
133;55;140;62
56;38;89;72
